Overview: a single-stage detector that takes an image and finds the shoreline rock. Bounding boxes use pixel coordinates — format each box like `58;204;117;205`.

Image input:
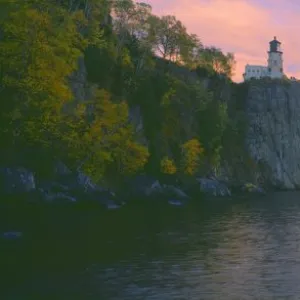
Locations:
0;165;268;210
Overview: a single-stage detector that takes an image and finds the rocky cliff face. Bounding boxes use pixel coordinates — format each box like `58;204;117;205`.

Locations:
68;56;97;107
67;57;300;190
246;80;300;189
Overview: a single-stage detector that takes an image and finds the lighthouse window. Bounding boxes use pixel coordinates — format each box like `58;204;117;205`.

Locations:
273;60;277;65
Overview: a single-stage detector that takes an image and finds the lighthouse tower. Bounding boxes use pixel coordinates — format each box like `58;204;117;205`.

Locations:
268;36;283;78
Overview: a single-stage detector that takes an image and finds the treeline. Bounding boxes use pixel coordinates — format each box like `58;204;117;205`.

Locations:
0;0;246;187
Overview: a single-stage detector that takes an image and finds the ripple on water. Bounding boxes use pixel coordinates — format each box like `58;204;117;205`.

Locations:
4;192;300;299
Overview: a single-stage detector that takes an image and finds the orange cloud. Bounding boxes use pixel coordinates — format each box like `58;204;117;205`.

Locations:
144;0;300;82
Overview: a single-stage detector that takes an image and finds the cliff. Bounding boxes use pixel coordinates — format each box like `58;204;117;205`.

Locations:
246;79;300;189
66;55;300;191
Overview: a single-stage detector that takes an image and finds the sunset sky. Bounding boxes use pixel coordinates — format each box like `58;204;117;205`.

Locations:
144;0;300;82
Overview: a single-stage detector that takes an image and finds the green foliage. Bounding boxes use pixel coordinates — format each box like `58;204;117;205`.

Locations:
148;14;203;66
197;47;236;78
0;0;246;185
61;89;149;182
0;1;87;150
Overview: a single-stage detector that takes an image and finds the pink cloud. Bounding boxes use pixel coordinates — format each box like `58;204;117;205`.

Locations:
144;0;300;82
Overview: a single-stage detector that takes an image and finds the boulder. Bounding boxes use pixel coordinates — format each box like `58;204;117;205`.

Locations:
144;180;189;201
41;191;77;203
2;231;22;239
0;167;35;194
124;175;157;198
197;178;231;197
0;162;122;209
162;184;189;199
241;183;266;195
106;201;122;210
168;199;184;206
53;161;72;177
73;172;121;208
122;175;189;205
145;180;163;197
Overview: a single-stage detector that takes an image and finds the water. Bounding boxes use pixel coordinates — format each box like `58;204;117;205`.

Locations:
3;192;300;299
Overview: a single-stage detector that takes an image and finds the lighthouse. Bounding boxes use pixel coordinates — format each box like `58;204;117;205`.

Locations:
243;36;284;81
267;36;283;79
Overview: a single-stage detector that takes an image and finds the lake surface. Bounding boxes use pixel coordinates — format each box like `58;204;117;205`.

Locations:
3;192;300;299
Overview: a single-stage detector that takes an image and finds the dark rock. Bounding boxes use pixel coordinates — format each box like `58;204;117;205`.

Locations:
122;175;189;206
54;161;72;177
143;180;189;202
0;163;120;208
0;167;35;194
2;231;22;239
241;183;266;195
246;81;300;189
76;171;99;193
128;106;148;146
121;175;158;199
145;180;163;197
106;201;122;210
168;199;184;206
72;172;121;209
197;178;231;197
42;191;77;203
162;184;189;199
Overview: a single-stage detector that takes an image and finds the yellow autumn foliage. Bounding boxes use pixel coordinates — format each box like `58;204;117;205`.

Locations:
181;138;204;175
160;156;177;174
0;0;149;182
0;0;237;186
62;89;149;181
0;2;87;148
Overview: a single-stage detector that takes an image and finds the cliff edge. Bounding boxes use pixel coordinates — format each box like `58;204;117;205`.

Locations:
246;80;300;189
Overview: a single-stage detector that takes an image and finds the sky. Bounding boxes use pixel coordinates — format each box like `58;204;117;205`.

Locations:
143;0;300;82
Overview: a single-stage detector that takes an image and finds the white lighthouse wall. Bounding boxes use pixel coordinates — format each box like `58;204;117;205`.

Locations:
268;52;283;78
243;39;285;81
244;65;269;80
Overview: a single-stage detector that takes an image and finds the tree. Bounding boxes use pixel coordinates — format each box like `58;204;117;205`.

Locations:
112;0;152;51
112;0;154;74
62;89;149;182
148;14;203;67
180;138;204;175
179;33;203;67
0;0;241;185
197;47;236;78
0;1;87;151
149;15;186;61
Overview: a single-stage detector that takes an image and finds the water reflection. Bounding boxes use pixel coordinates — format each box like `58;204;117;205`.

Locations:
4;192;300;299
93;194;300;299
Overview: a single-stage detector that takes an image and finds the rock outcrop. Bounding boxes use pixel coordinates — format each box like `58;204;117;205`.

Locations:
246;80;300;189
0;164;120;209
0;167;35;194
197;178;231;197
